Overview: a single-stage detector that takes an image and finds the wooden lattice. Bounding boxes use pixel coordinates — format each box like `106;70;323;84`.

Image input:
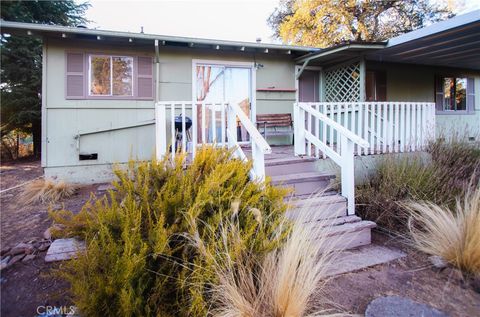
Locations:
324;62;361;102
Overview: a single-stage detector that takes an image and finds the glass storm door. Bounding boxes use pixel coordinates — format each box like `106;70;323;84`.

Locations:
195;64;252;143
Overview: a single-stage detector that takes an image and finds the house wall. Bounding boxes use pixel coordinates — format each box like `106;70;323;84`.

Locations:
43;38;297;183
367;61;480;139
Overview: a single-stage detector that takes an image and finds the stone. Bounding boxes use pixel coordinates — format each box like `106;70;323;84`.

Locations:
45;238;86;262
8;254;25;266
1;256;11;270
365;296;448;317
10;243;34;255
429;255;448;269
97;184;115;191
43;228;52;240
0;247;11;257
38;242;51;252
22;254;36;262
325;245;406;277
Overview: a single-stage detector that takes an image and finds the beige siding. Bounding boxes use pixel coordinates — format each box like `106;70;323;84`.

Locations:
368;62;480;138
43;38;297;181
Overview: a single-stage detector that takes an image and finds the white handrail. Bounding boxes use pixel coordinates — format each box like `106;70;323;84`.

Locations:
298;103;369;148
155;100;271;182
229;102;272;154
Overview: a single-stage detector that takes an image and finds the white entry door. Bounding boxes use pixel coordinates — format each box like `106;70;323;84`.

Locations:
194;60;254;143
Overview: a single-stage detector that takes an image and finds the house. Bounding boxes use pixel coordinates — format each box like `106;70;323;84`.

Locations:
1;11;479;232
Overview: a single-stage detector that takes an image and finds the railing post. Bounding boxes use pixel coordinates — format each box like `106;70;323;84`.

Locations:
340;135;355;215
294;103;306;156
252;142;266;182
227;103;237;148
155;103;167;159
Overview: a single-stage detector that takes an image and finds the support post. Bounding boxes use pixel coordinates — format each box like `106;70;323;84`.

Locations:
340;135;355;215
155;104;167;159
293;103;306;156
359;57;366;102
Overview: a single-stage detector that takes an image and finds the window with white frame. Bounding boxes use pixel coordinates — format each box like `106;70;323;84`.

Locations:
88;55;133;96
441;77;467;111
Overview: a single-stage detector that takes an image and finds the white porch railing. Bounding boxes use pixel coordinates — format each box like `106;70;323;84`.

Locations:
294;101;436;215
305;102;436;157
294;102;370;215
154;101;271;181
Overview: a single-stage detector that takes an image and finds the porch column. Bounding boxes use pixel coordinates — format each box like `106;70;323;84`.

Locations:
359;57;366;102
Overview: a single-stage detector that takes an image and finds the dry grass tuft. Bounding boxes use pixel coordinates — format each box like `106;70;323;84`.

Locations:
21;179;77;204
404;185;480;276
200;200;343;317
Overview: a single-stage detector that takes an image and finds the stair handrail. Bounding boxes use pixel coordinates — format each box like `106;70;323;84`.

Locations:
298;103;369;148
294;102;370;216
226;102;271;182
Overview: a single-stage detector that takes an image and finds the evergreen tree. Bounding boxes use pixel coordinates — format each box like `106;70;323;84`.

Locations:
1;0;90;158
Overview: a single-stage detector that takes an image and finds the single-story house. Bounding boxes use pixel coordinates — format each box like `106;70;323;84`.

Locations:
1;10;479;198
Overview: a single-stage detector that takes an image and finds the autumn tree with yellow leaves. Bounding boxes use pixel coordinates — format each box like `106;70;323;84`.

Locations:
268;0;454;47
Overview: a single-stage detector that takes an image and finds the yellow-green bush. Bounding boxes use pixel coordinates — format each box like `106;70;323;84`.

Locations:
51;147;290;317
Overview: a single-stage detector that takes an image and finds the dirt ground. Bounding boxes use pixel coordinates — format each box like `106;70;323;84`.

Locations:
1;159;479;317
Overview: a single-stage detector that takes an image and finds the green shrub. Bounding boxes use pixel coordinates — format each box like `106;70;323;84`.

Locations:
357;136;480;232
356;154;441;230
50;147;290;317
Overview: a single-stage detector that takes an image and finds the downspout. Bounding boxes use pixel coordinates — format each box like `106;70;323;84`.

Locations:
154;40;160;103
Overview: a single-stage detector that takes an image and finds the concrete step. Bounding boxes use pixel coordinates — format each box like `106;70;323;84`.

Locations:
321;220;377;250
286;195;347;221
271;171;335;196
265;157;318;176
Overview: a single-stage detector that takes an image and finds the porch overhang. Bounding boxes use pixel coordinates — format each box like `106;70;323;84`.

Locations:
295;42;386;68
366;9;480;70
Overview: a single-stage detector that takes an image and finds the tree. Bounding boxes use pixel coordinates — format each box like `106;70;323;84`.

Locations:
268;0;454;47
1;1;89;158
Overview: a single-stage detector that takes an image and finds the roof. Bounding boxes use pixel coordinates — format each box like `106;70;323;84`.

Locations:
295;42;386;67
367;9;480;70
0;20;319;56
295;10;480;70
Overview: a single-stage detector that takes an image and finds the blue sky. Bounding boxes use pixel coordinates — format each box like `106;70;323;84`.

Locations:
82;0;480;44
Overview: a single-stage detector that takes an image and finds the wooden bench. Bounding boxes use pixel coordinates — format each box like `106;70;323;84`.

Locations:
256;113;294;143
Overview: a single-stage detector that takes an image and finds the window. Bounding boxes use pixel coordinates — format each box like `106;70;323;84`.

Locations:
66;52;153;100
88;55;133;96
442;77;467;111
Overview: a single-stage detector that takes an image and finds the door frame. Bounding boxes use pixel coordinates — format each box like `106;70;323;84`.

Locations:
295;65;322;103
191;59;256;124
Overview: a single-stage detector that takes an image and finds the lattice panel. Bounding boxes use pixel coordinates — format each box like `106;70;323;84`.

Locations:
324;62;361;102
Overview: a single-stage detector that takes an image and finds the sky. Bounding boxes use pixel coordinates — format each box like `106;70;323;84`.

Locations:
82;0;480;44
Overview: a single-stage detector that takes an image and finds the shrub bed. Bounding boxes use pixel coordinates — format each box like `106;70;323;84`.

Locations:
357;136;480;232
50;147;290;317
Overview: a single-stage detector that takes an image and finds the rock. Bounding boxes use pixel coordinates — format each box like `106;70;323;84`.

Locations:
365;296;448;317
429;255;448;269
0;247;11;257
0;256;11;270
22;254;36;262
44;224;65;240
45;238;86;262
10;243;34;255
43;228;52;240
8;254;25;266
38;242;51;252
97;184;115;191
